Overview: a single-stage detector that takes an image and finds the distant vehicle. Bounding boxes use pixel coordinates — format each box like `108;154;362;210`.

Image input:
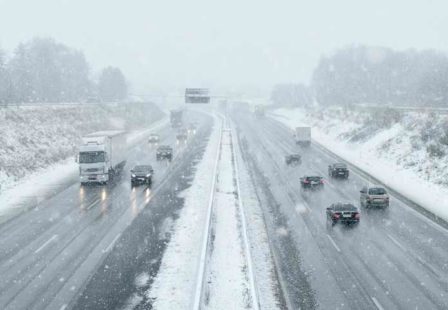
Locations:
188;122;197;135
176;128;188;141
300;176;324;190
156;145;173;161
130;165;153;186
285;154;301;166
360;186;390;208
77;131;127;185
326;203;360;228
170;109;183;128
148;133;160;144
254;105;265;118
294;127;311;147
328;163;349;179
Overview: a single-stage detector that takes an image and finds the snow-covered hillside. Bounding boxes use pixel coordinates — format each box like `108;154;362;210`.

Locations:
270;107;448;221
0;103;163;191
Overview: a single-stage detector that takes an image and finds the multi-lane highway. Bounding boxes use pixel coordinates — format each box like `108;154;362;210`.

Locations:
0;111;212;310
1;106;448;310
233;107;448;310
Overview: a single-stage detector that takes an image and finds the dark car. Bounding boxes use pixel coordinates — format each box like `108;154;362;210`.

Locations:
300;176;324;190
326;203;360;228
285;154;301;166
360;185;389;208
328;163;349;179
131;165;153;186
148;133;160;144
156;145;173;161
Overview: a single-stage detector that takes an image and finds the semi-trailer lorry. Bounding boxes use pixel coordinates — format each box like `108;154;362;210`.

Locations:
294;127;311;147
77;131;127;185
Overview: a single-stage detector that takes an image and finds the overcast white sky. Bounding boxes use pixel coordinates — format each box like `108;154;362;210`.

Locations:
1;0;448;95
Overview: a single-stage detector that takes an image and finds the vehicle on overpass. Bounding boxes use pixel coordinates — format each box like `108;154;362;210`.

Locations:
328;163;349;179
326;203;360;228
285;154;301;166
130;165;153;187
77;131;127;185
360;186;390;209
156;145;173;161
300;175;324;191
294;126;311;147
170;109;183;128
148;133;160;145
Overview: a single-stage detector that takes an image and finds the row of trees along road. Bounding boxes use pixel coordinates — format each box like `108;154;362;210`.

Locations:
0;37;127;104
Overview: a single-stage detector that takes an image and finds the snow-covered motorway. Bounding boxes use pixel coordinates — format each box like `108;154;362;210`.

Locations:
233;107;448;310
0;111;213;310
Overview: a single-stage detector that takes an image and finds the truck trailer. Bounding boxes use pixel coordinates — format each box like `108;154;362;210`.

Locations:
294;127;311;147
78;131;128;185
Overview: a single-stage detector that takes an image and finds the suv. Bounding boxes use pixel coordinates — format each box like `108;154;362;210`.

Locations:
131;165;153;186
360;186;389;208
328;163;349;179
300;176;324;190
148;133;160;144
156;145;173;161
285;154;301;166
326;203;360;228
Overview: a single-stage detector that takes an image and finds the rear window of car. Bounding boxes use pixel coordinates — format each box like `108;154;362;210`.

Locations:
307;176;322;182
334;163;346;168
369;187;387;195
334;204;356;211
134;165;151;171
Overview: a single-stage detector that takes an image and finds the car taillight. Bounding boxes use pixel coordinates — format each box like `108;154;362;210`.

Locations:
332;213;340;219
320;179;324;184
354;212;360;219
303;180;309;184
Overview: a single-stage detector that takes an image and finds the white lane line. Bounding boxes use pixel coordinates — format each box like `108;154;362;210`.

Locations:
102;233;121;253
35;234;58;254
86;198;100;210
371;296;385;310
326;234;341;252
386;234;406;252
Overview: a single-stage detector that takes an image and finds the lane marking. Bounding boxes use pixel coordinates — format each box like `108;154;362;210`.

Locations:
386;234;406;252
326;234;341;252
371;296;385;310
35;234;58;254
86;199;100;210
102;233;121;253
59;304;67;310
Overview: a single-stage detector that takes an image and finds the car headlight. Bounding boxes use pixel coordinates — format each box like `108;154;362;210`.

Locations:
131;174;136;177
146;173;151;177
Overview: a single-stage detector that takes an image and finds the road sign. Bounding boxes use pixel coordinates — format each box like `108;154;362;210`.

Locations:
185;88;210;104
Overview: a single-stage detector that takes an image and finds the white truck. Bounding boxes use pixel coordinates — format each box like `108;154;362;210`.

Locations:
294;127;311;147
77;131;128;185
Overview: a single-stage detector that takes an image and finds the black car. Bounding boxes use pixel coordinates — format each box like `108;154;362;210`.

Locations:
156;145;173;161
131;165;153;186
300;176;324;190
285;154;301;166
328;163;349;179
326;203;360;227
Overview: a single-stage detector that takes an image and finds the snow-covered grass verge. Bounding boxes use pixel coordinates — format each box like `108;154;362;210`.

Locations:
270;107;448;222
0;103;163;192
146;116;222;309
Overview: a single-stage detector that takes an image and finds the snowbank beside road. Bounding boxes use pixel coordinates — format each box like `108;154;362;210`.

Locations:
270;107;448;222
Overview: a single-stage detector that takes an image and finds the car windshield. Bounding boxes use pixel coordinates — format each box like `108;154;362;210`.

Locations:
79;151;105;164
369;188;387;195
3;2;448;309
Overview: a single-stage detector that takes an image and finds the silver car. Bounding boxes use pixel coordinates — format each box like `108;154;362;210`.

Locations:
360;186;389;208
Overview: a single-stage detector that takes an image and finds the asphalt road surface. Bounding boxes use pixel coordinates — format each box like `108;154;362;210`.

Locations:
232;107;448;310
0;111;212;310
